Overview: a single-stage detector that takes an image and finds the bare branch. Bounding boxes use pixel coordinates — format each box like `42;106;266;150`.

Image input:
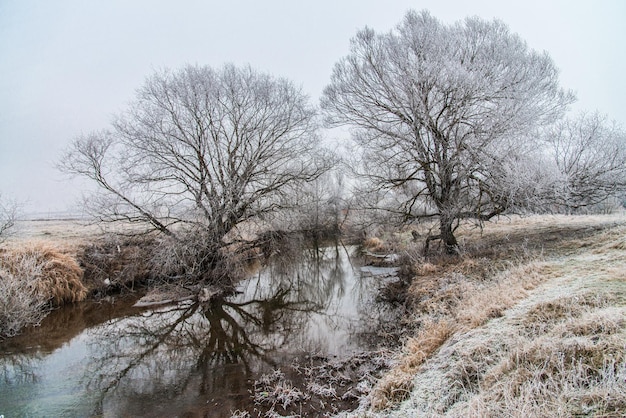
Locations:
0;194;18;243
322;10;575;252
545;112;626;210
61;64;334;280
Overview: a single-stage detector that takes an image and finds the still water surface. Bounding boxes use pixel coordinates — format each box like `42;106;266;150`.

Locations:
0;245;398;417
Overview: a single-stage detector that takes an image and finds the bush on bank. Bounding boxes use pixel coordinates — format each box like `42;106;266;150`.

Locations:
0;243;86;338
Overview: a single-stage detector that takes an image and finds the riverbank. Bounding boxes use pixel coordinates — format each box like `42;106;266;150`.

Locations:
0;219;231;338
0;219;359;339
341;213;626;417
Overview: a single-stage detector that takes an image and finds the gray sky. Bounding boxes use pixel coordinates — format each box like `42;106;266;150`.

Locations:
1;0;624;216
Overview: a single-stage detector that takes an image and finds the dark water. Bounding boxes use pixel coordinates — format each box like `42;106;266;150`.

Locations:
0;245;398;417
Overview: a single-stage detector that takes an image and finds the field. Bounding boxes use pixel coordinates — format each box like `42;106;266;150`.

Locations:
6;218;131;246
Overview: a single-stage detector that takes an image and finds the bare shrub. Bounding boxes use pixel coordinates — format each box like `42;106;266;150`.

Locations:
0;266;48;338
0;193;17;243
1;243;86;305
79;231;258;298
147;229;267;290
0;242;86;337
79;235;153;293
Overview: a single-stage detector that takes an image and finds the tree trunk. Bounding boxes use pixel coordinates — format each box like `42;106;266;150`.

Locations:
440;217;459;255
423;217;460;255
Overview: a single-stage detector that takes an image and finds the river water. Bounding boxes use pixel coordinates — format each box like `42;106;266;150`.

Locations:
0;244;399;417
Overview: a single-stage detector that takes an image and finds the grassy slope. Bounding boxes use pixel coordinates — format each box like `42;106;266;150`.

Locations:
353;214;626;417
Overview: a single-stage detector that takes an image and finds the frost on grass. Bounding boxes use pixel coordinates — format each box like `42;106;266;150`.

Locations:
254;371;308;411
362;259;547;412
389;284;626;417
0;242;86;338
249;350;394;417
357;222;626;417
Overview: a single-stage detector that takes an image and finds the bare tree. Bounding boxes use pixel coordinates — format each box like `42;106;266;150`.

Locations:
546;112;626;211
0;193;17;243
61;64;332;281
277;168;348;237
321;10;575;253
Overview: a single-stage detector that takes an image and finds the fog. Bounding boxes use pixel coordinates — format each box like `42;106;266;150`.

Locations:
1;0;624;216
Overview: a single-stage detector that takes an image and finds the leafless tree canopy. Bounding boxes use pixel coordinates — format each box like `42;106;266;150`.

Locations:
321;10;575;252
546;112;626;210
61;64;332;278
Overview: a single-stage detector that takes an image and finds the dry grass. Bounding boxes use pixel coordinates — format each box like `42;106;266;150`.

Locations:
370;320;455;410
363;237;387;253
1;242;86;305
0;241;87;337
462;301;626;417
375;289;625;417
454;261;547;328
7;218;141;247
358;214;626;416
368;261;549;411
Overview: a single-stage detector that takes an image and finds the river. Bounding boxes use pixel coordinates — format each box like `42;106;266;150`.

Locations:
0;244;400;417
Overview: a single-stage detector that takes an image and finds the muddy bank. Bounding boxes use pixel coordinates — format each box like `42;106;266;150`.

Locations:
247;350;395;417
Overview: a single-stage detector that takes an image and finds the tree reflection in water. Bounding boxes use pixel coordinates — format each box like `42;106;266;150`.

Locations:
86;294;315;415
1;244;391;417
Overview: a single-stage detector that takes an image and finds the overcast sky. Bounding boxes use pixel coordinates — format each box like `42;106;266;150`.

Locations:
1;0;624;216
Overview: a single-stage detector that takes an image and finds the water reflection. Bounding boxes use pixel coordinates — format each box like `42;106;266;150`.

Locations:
0;244;394;417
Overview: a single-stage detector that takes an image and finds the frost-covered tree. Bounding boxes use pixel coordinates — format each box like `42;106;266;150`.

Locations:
321;10;575;253
61;64;332;281
286;169;348;236
546;112;626;210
